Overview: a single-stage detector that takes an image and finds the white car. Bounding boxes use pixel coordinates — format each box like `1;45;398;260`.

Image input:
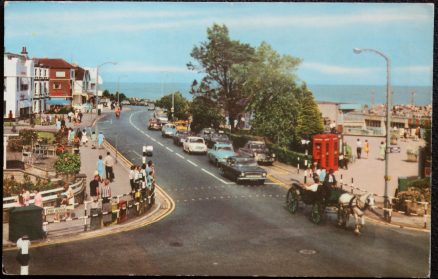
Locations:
183;136;208;154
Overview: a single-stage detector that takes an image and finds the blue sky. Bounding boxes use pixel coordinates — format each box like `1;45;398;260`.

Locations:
4;2;434;86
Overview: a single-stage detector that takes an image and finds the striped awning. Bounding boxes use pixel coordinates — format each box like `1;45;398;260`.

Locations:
46;99;71;106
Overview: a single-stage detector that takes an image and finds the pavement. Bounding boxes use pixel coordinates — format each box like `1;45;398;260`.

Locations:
2;108;429;250
3;107;175;250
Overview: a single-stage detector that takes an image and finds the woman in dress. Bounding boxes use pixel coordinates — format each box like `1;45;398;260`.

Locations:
379;141;386;160
363;139;369;159
97;155;105;182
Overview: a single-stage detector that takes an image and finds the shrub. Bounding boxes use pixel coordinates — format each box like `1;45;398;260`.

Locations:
54;152;81;174
269;144;312;168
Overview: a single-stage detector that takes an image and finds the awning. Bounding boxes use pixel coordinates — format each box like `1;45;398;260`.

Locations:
46;99;71;106
19;100;31;108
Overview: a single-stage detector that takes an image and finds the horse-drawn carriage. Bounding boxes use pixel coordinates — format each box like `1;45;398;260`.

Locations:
286;181;375;235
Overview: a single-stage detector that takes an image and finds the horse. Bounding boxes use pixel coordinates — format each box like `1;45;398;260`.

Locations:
337;192;375;235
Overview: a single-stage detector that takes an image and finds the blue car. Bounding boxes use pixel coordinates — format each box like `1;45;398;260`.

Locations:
207;143;237;166
161;123;177;138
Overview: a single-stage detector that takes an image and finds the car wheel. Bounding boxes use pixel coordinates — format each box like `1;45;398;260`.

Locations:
219;167;225;176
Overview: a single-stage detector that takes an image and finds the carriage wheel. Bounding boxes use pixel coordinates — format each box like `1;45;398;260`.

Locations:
286;188;299;214
311;203;323;224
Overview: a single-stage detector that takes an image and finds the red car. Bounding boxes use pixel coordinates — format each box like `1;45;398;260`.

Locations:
148;118;161;130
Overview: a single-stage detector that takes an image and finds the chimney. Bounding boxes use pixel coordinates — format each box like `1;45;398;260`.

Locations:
21;47;28;58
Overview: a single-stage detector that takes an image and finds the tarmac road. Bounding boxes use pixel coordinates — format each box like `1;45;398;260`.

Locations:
2;106;430;276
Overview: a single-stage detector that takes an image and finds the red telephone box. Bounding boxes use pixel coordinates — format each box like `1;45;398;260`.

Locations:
312;134;339;171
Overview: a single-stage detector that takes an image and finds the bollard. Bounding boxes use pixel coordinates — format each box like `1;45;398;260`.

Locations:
297;157;300;174
424;203;428;229
142;146;147;164
351;177;354;193
304;175;307;184
340;174;343;190
16;235;30;275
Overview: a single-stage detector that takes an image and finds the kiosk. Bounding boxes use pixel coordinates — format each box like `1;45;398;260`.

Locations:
312;133;339;171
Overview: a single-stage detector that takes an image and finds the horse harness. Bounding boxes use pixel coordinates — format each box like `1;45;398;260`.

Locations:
347;194;369;215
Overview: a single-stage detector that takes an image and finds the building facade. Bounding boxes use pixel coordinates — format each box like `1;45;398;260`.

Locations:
72;65;90;106
33;58;75;108
33;60;50;113
3;47;34;119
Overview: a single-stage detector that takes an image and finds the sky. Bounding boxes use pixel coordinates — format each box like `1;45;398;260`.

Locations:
4;1;434;86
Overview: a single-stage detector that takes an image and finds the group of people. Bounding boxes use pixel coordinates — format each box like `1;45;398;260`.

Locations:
15;187;43;208
67;128;105;150
129;161;156;197
89;152;117;201
67;110;83;125
306;167;337;193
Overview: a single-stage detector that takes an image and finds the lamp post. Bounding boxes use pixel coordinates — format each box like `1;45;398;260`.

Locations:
353;48;391;216
117;75;127;105
95;62;117;117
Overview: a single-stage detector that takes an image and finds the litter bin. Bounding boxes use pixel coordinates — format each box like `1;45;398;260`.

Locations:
90;207;102;230
9;205;44;242
117;200;127;224
111;201;118;224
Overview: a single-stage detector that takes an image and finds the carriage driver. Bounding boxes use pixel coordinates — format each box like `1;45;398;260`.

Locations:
323;169;337;188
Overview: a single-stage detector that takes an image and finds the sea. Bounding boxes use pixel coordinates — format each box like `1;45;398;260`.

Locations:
102;82;433;106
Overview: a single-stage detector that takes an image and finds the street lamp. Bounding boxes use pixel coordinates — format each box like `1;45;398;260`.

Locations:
95;61;117;116
353;47;392;217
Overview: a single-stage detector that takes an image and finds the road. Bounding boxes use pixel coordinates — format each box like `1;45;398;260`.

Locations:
2;106;430;276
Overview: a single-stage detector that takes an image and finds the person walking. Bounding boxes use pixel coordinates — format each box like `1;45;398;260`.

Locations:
104;152;115;182
61;183;74;220
89;174;100;202
100;179;112;226
91;131;97;149
356;138;362;159
129;165;136;196
363;139;369;159
97;155;105;182
319;168;327;182
56;117;61;131
379;141;386;160
33;188;43;207
97;132;105;149
78;111;83;123
81;129;88;147
68;110;73;123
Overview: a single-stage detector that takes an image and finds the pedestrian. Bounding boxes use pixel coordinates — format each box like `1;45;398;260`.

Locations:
16;195;26;207
56;117;61;131
314;164;322;182
89;174;100;202
129;165;136;195
61;183;74;220
356;138;362;159
33;188;43;207
324;169;337;188
379;141;386;160
68;110;73;123
147;160;156;180
319;168;326;182
100;179;112;205
74;110;79;124
81;129;88;146
46;114;51;125
60;116;66;130
363;139;369;159
73;134;81;150
21;188;30;206
97;155;105;182
343;141;350;170
97;132;105;149
78;111;83;123
91;131;97;149
104;152;115;182
330;121;337;133
68;128;75;145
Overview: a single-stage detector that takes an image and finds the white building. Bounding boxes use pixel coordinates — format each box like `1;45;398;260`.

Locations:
33;59;50;113
4;47;34;119
72;64;91;106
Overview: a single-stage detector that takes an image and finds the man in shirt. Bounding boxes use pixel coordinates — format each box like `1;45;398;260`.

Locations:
356;138;362;159
89;174;100;202
104;152;115;182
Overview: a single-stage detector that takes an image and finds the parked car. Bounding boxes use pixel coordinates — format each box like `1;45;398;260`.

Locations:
154;111;168;125
148;118;161;130
238;140;275;165
161;123;177;138
205;132;232;149
183;136;208;154
148;105;155;111
218;155;267;184
198;127;216;142
207;143;237;166
173;130;192;146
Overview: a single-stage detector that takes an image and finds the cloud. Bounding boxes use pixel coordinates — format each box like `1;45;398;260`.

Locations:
107;62;191;74
394;66;432;74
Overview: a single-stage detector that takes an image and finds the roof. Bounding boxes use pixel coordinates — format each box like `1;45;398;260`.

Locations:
339;103;362;110
74;66;86;80
33;58;74;69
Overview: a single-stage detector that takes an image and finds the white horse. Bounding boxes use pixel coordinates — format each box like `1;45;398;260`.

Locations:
337;192;375;235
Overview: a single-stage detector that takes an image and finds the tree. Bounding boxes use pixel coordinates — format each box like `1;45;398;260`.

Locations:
155;92;190;120
187;24;255;131
294;83;324;146
189;96;224;133
244;42;302;147
102;90;111;98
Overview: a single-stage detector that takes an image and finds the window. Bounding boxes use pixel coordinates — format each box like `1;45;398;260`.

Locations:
35;69;37;76
44;69;47;77
39;69;41;77
35;83;38;94
20;78;29;91
55;71;66;77
53;82;61;89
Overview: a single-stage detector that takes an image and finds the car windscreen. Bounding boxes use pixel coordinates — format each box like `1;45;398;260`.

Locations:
217;146;233;151
235;158;258;166
190;138;204;143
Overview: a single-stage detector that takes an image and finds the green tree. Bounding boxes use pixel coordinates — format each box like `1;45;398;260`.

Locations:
294;83;324;145
190;96;224;133
156;92;190;120
102;90;111;98
244;42;302;147
187;24;255;131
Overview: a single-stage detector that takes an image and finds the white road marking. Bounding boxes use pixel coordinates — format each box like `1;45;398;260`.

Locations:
175;153;184;159
187;160;198;167
166;147;174;152
151;138;157;142
201;168;229;184
133;151;142;157
157;142;164;147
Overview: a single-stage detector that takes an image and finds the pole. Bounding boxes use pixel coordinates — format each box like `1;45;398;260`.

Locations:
172;92;174;121
95;65;99;116
16;236;30;275
384;56;391;211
